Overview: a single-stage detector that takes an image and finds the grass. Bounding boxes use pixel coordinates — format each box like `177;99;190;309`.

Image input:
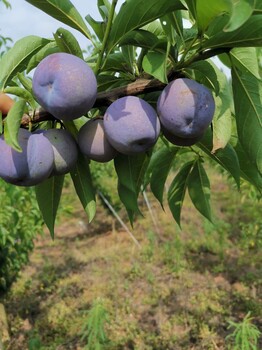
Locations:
1;170;262;349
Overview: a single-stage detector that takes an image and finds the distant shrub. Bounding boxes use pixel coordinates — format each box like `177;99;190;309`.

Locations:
0;179;43;293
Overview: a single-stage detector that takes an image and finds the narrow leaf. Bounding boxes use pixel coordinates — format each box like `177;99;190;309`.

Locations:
25;0;92;40
0;35;50;89
4;99;26;152
168;161;194;227
4;86;35;107
119;29;163;51
109;0;185;48
70;153;96;222
149;147;178;207
35;175;65;239
85;15;105;42
231;65;262;175
54;27;83;59
26;41;59;73
114;153;150;225
188;160;212;222
235;140;262;193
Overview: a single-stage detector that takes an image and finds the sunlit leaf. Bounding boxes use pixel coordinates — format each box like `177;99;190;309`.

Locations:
0;36;50;89
25;0;92;40
109;0;185;48
54;27;83;59
4;99;26;152
224;0;255;32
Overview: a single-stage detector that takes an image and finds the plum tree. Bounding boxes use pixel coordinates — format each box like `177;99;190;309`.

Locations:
0;128;54;186
0;0;261;234
157;78;215;139
32;52;97;121
37;128;79;175
103;96;160;155
78;117;118;163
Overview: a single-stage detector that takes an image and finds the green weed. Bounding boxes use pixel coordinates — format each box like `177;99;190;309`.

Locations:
81;298;111;350
226;312;261;350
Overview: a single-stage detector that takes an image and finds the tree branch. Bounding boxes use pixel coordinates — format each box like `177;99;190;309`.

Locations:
19;46;230;127
21;71;182;126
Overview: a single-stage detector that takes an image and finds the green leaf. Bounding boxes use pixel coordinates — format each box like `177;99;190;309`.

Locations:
148;146;178;207
231;64;262;175
108;0;185;48
230;47;261;80
210;62;232;152
0;35;50;90
4;99;26;152
185;60;232;152
119;29;163;51
102;52;134;74
97;75;130;92
224;0;255;32
85;15;105;42
121;46;135;74
204;15;262;49
17;73;33;92
188;160;212;222
97;0;111;20
142;51;168;83
196;0;231;33
4;87;35;107
26;41;59;73
54;27;83;59
35;175;65;239
197;129;240;189
160;13;177;45
25;0;92;40
70;153;96;223
168;161;194;227
235;140;262;193
186;60;220;95
114;153;150;225
184;0;197;20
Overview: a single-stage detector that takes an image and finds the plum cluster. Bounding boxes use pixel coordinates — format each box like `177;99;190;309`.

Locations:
0;128;78;186
0;52;215;186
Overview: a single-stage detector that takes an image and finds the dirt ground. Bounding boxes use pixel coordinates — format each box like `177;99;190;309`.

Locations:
1;172;262;349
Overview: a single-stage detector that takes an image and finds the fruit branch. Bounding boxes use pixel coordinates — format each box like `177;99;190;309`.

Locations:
19;47;229;127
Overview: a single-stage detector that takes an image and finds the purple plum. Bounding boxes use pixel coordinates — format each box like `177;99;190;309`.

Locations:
103;96;160;155
157;78;215;139
0;128;54;186
78;117;118;162
39;128;79;175
32;53;97;121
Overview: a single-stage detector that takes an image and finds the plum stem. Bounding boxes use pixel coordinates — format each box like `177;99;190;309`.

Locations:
94;0;118;76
